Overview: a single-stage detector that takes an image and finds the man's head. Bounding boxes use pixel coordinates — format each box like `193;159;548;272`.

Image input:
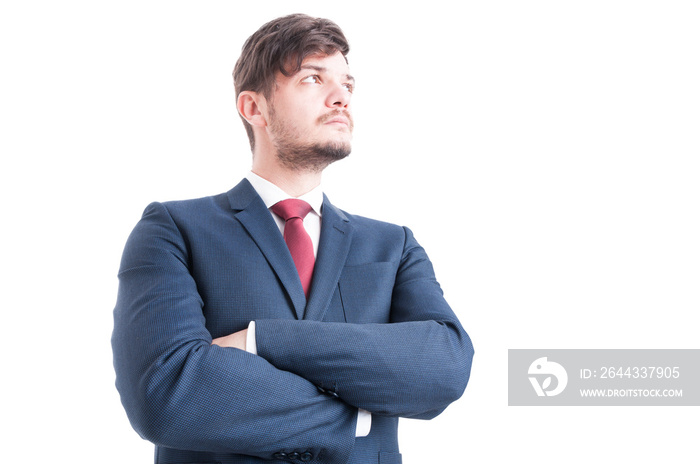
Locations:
233;14;353;172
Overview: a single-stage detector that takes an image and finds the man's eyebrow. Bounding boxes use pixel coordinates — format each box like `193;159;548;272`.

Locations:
300;64;355;83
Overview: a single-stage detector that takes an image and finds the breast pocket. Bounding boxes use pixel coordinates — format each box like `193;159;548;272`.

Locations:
338;262;396;323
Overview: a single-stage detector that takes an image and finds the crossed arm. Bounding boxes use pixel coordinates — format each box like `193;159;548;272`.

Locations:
112;202;473;462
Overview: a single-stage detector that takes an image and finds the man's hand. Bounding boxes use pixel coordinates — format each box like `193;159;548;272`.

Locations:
212;328;248;350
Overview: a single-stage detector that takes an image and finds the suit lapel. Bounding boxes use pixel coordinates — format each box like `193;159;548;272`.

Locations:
227;180;307;319
304;195;353;321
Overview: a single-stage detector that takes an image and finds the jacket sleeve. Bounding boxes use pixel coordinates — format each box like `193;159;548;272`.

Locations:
111;202;357;462
254;227;474;419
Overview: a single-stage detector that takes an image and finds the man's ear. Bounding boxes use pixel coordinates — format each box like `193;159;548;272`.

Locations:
237;91;268;127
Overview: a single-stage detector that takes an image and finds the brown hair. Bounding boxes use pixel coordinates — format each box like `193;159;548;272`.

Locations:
233;14;350;151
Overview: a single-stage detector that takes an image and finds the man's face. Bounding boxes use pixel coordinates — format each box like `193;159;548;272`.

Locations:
266;51;354;172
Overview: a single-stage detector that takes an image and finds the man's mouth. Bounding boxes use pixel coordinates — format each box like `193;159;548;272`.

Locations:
320;110;353;130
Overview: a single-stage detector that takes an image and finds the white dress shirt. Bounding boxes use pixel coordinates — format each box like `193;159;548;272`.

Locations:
243;171;371;437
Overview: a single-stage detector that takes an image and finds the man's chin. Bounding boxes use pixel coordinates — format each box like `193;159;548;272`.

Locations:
275;141;351;173
320;141;352;161
305;141;352;172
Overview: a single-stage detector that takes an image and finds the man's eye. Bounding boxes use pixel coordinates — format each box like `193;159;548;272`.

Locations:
302;75;320;84
343;83;354;93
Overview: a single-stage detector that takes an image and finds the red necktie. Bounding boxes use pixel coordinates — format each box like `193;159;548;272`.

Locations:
271;199;315;298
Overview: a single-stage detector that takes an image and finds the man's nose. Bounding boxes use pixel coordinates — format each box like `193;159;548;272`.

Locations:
325;82;351;108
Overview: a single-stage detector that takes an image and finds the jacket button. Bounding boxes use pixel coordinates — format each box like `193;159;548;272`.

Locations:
300;451;313;462
273;451;287;460
317;385;340;398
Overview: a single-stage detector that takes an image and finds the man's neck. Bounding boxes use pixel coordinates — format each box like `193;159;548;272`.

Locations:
250;164;322;198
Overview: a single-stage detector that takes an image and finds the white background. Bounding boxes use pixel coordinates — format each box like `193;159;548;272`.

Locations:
1;1;698;462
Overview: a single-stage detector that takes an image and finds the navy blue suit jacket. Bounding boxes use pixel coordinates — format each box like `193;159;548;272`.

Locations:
112;179;473;464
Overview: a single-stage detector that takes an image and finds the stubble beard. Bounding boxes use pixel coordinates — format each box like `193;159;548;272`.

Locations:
269;108;353;173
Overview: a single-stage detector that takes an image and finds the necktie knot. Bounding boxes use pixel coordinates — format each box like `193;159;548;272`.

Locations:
271;199;312;222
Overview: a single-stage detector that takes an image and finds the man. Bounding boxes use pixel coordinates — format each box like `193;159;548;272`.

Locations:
112;13;473;464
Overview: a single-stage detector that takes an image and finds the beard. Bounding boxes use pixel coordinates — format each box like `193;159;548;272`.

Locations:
269;108;352;173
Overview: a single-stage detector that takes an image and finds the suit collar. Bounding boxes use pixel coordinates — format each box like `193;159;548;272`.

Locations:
226;178;260;212
226;180;353;321
227;179;308;319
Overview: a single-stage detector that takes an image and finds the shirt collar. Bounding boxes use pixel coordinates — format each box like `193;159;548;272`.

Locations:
246;171;324;216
